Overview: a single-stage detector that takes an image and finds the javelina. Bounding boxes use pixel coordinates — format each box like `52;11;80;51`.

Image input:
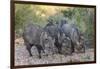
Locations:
59;19;85;53
23;24;45;58
44;21;62;54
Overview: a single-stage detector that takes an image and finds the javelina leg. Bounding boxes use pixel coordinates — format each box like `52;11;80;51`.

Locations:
82;46;85;53
25;43;32;56
71;41;74;53
69;49;73;55
36;45;44;59
41;46;45;53
57;44;62;54
66;47;72;55
80;45;85;53
55;42;62;54
75;45;82;53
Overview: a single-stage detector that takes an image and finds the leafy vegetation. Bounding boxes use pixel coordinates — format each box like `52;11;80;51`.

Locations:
15;4;95;48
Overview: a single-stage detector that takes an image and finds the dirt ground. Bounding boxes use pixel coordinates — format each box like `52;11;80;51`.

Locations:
15;38;95;66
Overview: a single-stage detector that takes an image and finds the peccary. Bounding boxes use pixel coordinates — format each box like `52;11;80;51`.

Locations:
23;24;55;58
44;22;62;54
56;18;85;53
23;24;43;58
61;23;85;53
